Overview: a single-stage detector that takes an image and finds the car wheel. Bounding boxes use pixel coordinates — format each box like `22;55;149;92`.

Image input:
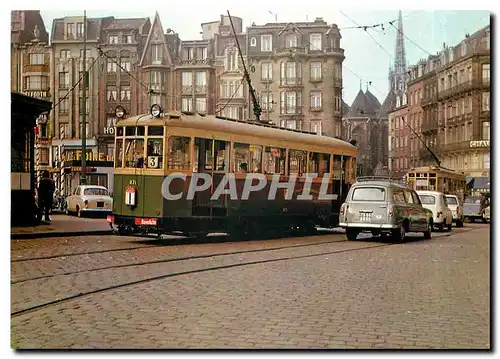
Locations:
345;229;359;241
391;224;406;243
423;220;432;239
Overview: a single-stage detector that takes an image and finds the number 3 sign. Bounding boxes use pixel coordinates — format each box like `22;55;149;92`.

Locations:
148;156;159;169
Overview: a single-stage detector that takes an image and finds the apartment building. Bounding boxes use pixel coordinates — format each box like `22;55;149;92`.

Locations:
245;18;344;136
434;26;490;181
98;16;150;158
388;96;410;177
390;24;490;187
213;15;248;120
11;10;51;182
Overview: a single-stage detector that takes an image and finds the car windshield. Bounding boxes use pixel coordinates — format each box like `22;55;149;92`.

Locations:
419;195;436;205
445;196;458;205
84;188;108;196
352;187;386;201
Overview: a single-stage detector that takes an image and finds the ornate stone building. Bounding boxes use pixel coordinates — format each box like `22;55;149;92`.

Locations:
245;18;344;136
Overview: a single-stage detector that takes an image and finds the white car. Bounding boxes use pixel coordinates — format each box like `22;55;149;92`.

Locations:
66;185;113;217
416;190;453;232
445;194;464;227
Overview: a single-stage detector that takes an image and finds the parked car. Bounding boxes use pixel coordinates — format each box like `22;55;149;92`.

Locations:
416;191;453;231
445;194;464;227
65;185;113;217
339;177;434;242
463;196;489;223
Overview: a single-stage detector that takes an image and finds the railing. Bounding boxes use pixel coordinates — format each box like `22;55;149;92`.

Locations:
310;76;322;83
280;77;303;87
275;46;307;56
175;58;214;67
279;106;303;116
181;85;193;94
195;85;207;94
421;93;437;106
310;106;323;112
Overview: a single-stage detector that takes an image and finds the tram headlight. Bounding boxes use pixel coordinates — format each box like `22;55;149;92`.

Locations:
115;106;125;119
151;104;162;118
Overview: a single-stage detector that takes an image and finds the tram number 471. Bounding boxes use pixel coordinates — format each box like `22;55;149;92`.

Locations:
125;185;137;206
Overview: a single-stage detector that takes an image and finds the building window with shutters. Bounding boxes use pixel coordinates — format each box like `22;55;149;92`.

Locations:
482;64;490;83
107;88;117;101
107;58;117;72
310;62;322;81
482;122;490;140
310;91;322;110
182;98;193;112
311;121;322;135
261;62;272;80
482;92;490;111
120;87;131;101
196;98;207;113
58;91;69;114
29;53;44;65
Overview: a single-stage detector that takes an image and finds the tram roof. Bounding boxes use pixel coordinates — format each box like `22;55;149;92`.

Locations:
116;112;358;154
407;165;466;176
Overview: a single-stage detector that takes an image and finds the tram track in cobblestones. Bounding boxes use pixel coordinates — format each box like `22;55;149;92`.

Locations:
11;228;474;318
11;231;335;263
12;237;347;284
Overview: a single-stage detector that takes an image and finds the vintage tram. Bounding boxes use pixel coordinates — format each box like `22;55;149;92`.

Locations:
405;165;467;200
108;107;358;237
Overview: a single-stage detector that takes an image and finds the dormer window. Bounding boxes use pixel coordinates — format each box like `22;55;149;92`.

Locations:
285;34;297;48
461;41;467;56
448;47;454;62
108;35;119;44
76;23;84;38
309;34;322;51
66;23;75;39
250;37;256;47
261;35;272;52
123;35;132;44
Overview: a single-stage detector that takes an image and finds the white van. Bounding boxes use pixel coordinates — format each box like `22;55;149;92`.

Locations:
416;191;453;232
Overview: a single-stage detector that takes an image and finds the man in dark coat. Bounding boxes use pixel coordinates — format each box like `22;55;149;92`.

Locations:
38;170;55;222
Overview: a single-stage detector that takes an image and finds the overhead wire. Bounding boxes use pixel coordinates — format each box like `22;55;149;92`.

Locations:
50;54;102;112
338;10;424;30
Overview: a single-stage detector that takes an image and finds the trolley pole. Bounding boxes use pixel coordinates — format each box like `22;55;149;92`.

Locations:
81;10;87;184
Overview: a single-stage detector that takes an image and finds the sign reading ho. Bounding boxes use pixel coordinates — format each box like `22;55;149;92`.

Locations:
103;126;115;135
470;140;490;148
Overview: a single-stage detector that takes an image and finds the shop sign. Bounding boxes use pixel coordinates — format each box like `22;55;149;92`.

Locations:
23;91;49;99
470;140;490;148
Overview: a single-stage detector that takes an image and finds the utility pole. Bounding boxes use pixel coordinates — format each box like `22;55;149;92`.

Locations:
81;10;87;184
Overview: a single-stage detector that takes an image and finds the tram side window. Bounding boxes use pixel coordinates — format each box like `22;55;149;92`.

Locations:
124;139;145;168
194;138;228;172
288;150;307;176
147;138;164;169
167;137;190;170
263;147;285;175
115;139;123;168
308;152;330;176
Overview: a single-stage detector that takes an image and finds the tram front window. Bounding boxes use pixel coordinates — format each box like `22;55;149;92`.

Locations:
147;138;163;169
124;139;145;168
167;137;190;170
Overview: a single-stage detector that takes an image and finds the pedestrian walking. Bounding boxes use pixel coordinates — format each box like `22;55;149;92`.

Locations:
38;170;55;222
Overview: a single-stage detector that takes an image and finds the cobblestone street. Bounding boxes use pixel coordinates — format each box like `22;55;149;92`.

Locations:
11;223;490;349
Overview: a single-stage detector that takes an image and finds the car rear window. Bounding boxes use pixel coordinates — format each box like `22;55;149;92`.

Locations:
464;197;481;204
419;195;436;205
351;187;386;201
445;196;458;205
84;188;108;196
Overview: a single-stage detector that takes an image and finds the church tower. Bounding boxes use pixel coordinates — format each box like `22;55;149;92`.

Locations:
389;10;408;106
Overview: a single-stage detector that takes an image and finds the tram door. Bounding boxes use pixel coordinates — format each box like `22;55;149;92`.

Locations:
193;138;229;217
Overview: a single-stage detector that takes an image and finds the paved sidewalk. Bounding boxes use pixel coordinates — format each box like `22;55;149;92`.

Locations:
11;214;112;239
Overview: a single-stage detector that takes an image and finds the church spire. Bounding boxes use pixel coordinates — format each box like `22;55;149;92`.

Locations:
395;10;406;76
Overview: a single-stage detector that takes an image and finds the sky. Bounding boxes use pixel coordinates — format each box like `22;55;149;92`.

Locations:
37;8;490;105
